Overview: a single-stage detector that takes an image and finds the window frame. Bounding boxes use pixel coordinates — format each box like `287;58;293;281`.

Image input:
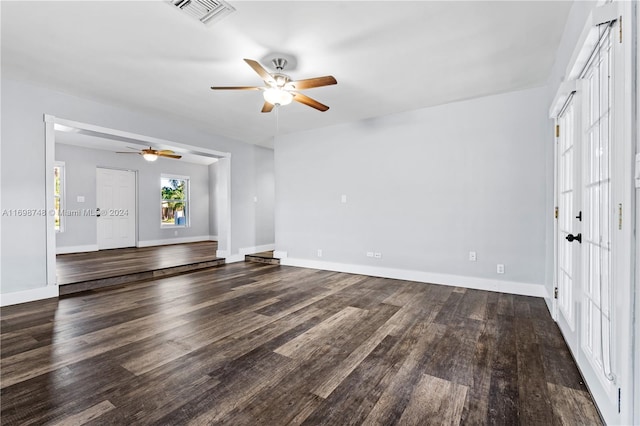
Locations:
54;161;65;233
160;174;190;228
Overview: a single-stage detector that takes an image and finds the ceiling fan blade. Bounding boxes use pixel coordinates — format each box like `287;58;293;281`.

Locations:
210;86;261;90
156;150;176;155
116;151;141;154
292;93;330;112
261;102;275;113
288;76;337;90
243;58;275;85
158;153;182;159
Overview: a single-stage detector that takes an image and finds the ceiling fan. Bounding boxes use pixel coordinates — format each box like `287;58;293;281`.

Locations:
116;147;182;162
211;58;337;113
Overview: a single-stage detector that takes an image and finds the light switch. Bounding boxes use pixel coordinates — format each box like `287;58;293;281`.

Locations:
341;194;347;203
77;196;85;203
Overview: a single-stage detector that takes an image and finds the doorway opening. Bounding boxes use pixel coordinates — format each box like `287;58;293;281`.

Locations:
44;115;232;288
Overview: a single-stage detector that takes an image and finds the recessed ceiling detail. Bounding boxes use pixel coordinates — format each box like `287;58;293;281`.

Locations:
168;0;235;25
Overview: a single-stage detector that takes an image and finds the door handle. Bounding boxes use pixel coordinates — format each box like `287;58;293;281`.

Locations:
566;233;581;243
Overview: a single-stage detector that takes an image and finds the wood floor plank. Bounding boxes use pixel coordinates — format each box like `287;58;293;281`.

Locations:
460;317;498;425
397;373;468;426
514;298;555;425
486;314;519;424
547;382;602;425
362;321;447;425
312;304;401;398
274;306;369;359
301;334;405;426
0;262;603;425
50;400;116;426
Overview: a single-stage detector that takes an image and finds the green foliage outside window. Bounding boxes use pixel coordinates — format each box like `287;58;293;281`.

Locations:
161;178;188;226
54;166;62;231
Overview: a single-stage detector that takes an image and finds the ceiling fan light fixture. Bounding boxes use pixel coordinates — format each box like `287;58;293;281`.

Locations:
143;153;159;162
263;88;293;106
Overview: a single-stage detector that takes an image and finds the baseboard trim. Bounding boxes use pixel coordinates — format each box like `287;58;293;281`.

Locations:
225;254;245;263
280;258;548;298
56;244;98;254
239;244;275;256
273;250;288;259
0;285;59;307
137;235;217;248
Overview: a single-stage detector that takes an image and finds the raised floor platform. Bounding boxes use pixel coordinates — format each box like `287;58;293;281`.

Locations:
244;250;280;265
57;241;224;295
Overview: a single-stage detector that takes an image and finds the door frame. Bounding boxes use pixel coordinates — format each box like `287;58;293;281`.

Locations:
43;115;232;286
549;2;635;423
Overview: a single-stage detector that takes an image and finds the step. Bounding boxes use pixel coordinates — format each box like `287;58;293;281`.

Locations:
59;258;226;295
245;251;280;265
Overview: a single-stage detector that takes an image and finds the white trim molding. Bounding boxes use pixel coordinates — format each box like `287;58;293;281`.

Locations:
280;258;548;298
224;254;245;263
219;243;276;263
56;244;99;254
137;235;218;248
0;285;59;307
239;244;275;256
273;250;288;259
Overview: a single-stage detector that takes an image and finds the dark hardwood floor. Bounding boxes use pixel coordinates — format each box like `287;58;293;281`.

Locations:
1;263;601;425
56;241;223;295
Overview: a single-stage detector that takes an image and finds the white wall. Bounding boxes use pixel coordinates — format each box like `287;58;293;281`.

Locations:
55;143;212;250
275;86;549;294
0;77;275;295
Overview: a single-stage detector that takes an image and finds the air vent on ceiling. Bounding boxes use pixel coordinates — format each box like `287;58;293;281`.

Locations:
169;0;235;25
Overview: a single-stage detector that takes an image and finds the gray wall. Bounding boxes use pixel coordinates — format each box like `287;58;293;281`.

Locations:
275;86;549;287
55;143;211;249
1;77;275;294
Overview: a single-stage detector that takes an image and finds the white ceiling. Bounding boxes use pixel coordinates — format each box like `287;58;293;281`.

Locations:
1;1;573;149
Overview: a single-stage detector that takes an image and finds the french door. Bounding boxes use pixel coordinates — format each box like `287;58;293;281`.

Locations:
553;15;633;423
555;96;579;351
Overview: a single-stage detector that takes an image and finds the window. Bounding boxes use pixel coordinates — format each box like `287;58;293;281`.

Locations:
161;176;189;227
54;162;65;232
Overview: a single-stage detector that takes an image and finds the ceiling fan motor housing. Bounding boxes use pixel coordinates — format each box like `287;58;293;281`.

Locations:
271;58;288;71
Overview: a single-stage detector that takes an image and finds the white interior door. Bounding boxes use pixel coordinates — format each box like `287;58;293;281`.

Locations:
555;98;580;351
550;5;634;423
96;168;136;250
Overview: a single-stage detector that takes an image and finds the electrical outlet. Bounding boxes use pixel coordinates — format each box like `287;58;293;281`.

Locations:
374;252;382;259
317;249;323;257
174;230;178;236
366;252;374;258
469;251;477;262
497;264;505;274
341;194;347;203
